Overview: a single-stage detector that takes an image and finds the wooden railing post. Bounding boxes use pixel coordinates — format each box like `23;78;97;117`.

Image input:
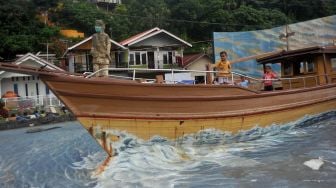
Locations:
132;69;136;81
231;73;234;85
171;69;175;83
289;79;292;89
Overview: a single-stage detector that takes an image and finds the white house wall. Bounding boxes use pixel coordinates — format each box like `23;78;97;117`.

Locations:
155;50;163;69
185;57;212;79
1;76;54;97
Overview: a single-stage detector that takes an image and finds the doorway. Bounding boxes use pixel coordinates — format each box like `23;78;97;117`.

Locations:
147;52;155;69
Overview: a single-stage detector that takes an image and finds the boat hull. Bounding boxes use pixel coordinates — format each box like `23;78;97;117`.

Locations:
0;63;335;157
78;99;336;156
39;75;336;156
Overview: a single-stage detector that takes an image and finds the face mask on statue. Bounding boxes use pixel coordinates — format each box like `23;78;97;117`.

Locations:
95;26;103;33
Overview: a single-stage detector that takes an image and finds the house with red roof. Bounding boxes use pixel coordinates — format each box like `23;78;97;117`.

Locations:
64;36;126;73
182;53;213;84
63;27;192;73
120;27;192;69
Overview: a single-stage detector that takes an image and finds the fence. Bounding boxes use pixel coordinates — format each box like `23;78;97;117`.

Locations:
2;95;62;112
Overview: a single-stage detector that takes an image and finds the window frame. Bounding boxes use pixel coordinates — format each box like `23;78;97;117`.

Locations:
135;52;141;65
291;58;316;76
282;62;293;76
141;53;147;65
331;58;336;72
129;53;135;65
129;51;147;66
168;52;173;64
163;53;168;65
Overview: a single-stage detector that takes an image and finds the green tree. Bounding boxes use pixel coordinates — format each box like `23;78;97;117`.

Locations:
0;0;59;59
168;0;205;38
52;0;109;35
122;0;170;35
32;0;59;10
107;4;132;40
1;0;336;59
247;0;336;22
231;5;288;31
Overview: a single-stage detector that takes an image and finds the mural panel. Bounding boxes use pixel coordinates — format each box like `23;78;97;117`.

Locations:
213;15;336;77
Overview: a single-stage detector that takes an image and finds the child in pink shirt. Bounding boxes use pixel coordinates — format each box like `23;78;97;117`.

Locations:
263;65;277;91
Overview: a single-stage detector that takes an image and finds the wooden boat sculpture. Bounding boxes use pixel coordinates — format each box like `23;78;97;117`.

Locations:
0;45;335;157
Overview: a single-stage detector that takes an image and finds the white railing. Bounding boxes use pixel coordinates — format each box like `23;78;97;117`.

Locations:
86;68;235;84
2;95;62;111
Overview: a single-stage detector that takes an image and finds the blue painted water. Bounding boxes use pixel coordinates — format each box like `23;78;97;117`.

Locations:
0;111;336;188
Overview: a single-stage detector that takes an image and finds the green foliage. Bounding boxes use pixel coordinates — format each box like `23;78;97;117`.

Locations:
107;4;131;40
0;0;59;59
51;0;107;35
0;0;336;59
0;99;9;118
230;5;288;31
125;0;170;30
244;0;336;22
32;0;59;10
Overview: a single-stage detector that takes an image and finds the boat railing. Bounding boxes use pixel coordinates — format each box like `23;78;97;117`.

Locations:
86;67;255;84
245;74;332;91
86;67;225;84
85;68;333;90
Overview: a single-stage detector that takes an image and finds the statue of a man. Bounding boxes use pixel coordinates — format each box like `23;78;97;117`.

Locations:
90;20;111;77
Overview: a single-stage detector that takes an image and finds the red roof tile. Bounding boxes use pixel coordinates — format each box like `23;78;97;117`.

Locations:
182;53;207;67
119;27;160;46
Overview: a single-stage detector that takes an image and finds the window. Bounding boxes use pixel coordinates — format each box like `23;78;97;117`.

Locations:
293;63;303;75
27;77;30;81
163;54;168;64
11;77;14;82
283;62;292;76
299;62;305;74
293;60;315;75
46;86;50;95
141;53;147;64
168;52;173;64
16;77;19;81
332;58;336;72
129;54;135;65
129;52;148;65
306;61;315;73
135;52;141;65
13;84;18;95
25;84;28;96
36;83;39;96
75;53;85;64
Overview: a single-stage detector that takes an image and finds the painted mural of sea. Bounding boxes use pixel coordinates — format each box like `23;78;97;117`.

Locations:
0;111;336;188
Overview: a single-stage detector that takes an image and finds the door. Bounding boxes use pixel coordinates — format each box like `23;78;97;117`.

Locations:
147;52;155;69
